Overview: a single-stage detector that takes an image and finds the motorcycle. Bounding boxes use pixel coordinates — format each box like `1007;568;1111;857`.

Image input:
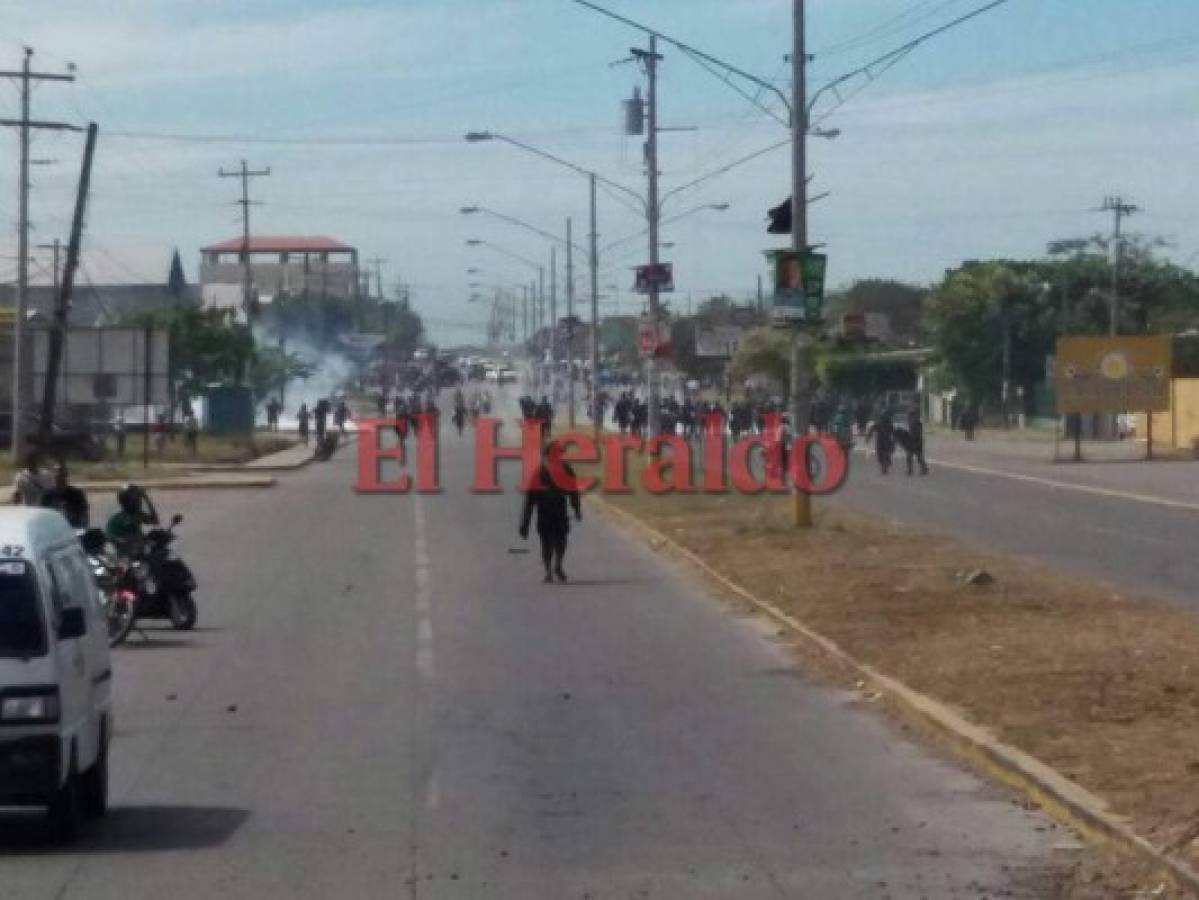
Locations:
106;512;198;645
78;527;131;647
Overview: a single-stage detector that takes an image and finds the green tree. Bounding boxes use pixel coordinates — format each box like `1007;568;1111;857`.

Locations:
924;261;1055;404
127;306;255;399
825;278;928;345
248;346;316;402
729;327;791;394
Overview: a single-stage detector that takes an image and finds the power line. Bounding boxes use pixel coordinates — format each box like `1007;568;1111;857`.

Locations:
815;0;965;57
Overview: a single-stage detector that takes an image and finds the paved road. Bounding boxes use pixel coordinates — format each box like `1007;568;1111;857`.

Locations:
838;437;1199;605
1;427;1060;898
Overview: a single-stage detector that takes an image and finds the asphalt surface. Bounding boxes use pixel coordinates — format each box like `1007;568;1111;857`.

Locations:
838;437;1199;605
0;418;1062;898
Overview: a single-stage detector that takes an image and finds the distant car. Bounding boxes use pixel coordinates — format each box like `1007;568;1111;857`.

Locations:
484;367;500;383
496;368;517;384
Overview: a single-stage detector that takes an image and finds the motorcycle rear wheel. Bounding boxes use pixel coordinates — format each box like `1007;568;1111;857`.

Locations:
169;593;198;630
106;598;135;647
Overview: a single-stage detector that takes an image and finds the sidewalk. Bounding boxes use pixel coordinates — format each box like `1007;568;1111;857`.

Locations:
920;426;1199;508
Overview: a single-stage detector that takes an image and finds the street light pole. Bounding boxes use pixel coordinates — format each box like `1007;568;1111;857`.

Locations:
589;173;601;439
566;217;576;428
639;35;664;437
790;0;813;528
550;245;558;392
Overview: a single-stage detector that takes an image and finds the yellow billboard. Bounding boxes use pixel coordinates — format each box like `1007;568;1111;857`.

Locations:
1053;335;1172;414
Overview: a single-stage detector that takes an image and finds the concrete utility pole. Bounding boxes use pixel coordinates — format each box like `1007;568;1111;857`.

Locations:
550;246;558;393
218;159;271;321
632;37;664;436
589;173;601;438
0;48;76;459
1098;195;1138;336
566;217;576;428
38;123;96;448
790;0;813;528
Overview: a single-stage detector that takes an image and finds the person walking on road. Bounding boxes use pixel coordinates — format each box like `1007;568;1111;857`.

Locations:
184;412;200;456
904;408;929;476
535;395;553;442
314;398;330;444
297;403;311;446
865;407;896;475
519;440;582;584
960;402;979;441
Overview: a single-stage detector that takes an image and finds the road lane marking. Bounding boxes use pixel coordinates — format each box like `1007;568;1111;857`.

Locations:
854;444;1199;515
414;497;435;682
930;456;1199;515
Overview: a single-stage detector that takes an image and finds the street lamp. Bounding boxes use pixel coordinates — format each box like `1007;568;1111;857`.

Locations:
467;130;643;436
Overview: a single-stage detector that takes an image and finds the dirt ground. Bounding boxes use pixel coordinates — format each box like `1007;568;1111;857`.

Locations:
603;477;1199;898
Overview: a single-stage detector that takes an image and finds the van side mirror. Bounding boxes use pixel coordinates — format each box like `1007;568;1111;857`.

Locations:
57;607;87;641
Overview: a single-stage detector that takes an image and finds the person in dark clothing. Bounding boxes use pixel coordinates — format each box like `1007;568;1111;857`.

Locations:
903;409;929;476
535;396;553;442
865;408;896;475
297;403;311;446
518;442;582;583
960;403;979;441
314;398;330;443
42;464;89;528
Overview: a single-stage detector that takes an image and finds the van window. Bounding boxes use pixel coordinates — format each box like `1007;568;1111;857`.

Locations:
49;553;89;610
0;561;47;659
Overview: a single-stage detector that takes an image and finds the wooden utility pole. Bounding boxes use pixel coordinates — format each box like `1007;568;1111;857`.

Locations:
0;48;77;459
218;160;271;321
38;124;97;449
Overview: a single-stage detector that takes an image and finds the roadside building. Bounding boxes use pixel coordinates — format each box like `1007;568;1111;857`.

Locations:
199;235;361;314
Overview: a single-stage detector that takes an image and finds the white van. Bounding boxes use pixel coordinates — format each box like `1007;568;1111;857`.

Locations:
0;508;112;840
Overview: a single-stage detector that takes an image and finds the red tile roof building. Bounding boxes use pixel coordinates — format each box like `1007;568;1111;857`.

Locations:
200;234;360;316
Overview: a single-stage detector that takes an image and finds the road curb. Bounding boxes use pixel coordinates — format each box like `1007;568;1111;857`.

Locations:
592;493;1199;893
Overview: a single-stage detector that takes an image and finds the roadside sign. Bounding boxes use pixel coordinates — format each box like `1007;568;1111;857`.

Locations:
1053;335;1171;414
841;313;866;341
638;319;671;359
766;249;827;324
633;263;674;294
695;325;741;359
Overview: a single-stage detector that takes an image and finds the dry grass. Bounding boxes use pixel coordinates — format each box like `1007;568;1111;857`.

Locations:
1;432;297;483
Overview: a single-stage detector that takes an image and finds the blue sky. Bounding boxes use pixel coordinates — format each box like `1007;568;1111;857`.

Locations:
0;0;1196;342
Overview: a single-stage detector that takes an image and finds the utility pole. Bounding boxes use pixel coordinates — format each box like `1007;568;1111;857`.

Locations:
0;48;76;459
589;173;601;438
1098;195;1138;336
632;37;664;436
218;159;271;321
790;0;813;528
566;217;576;428
39;123;97;448
550;246;558;395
